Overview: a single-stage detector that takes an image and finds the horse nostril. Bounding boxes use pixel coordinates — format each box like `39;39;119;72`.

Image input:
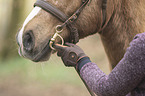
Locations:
23;30;35;52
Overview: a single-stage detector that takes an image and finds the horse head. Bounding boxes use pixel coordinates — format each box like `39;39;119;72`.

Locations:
16;0;145;68
16;0;113;62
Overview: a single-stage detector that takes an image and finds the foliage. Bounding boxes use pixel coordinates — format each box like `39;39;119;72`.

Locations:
0;0;35;61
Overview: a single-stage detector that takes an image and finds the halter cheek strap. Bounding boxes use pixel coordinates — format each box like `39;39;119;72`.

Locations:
102;0;107;27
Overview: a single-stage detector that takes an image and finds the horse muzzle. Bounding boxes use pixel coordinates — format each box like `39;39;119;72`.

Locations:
16;30;53;62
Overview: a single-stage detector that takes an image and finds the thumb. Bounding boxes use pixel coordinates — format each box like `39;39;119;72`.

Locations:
53;44;67;51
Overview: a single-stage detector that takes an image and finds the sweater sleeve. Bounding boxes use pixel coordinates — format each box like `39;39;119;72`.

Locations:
80;33;145;96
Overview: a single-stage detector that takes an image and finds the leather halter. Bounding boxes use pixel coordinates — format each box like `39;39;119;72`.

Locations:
34;0;107;44
34;0;90;44
102;0;107;27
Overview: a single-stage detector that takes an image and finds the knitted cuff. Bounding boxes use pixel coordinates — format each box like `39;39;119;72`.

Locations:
77;57;91;72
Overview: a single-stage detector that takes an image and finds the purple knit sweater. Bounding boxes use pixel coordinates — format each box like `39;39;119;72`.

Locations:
79;33;145;96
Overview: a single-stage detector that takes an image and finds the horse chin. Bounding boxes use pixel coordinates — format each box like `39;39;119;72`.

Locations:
19;42;53;62
31;44;53;62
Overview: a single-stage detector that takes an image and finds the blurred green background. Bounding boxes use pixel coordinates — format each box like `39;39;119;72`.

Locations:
0;0;110;96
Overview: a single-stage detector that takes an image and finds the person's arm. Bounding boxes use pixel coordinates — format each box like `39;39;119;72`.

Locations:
80;33;145;96
54;33;145;96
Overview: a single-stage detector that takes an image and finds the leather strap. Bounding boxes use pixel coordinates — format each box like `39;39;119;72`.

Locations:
34;0;68;22
34;0;90;44
98;0;107;34
102;0;107;27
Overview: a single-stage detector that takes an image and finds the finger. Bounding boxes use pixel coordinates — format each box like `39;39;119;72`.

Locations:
53;44;67;51
57;51;62;57
65;42;75;47
65;42;80;49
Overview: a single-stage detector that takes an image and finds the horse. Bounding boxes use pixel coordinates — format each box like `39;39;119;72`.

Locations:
16;0;145;69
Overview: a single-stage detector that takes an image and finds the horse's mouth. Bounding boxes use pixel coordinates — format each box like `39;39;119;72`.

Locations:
32;43;53;62
18;41;54;62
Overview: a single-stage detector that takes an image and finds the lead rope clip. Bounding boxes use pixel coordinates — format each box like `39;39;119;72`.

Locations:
49;25;64;50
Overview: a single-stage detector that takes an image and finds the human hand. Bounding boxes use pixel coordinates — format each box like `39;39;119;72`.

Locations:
54;43;88;67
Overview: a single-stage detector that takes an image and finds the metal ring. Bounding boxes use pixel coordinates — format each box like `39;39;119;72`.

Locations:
49;41;55;50
55;25;63;33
